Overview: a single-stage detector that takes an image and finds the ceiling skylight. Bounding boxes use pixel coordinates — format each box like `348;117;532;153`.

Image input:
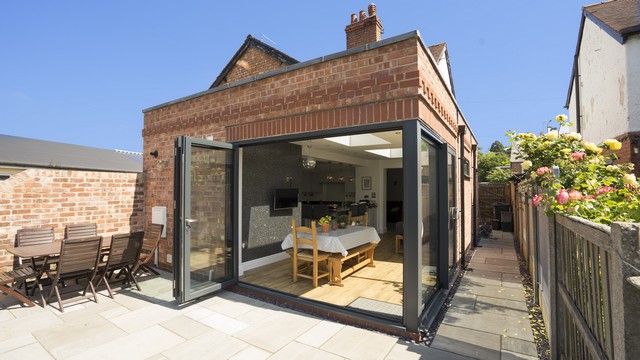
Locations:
325;134;390;147
365;148;403;158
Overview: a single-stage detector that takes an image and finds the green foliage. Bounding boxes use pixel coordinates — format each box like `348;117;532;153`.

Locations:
337;214;348;224
489;140;507;154
508;115;640;224
487;168;512;184
478;151;510;182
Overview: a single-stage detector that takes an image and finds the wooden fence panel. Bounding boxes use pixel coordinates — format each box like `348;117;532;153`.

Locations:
478;184;510;223
555;216;615;360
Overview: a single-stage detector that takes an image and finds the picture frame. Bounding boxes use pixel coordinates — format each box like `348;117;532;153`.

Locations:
361;176;372;190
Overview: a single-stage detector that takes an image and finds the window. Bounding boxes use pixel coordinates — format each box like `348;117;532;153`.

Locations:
462;158;470;178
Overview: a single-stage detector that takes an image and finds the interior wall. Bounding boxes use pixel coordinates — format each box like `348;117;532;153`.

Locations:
241;143;301;262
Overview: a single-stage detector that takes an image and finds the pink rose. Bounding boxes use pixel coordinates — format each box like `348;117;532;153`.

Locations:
532;194;543;207
585;195;596;199
596;186;616;195
570;152;586;160
568;189;583;201
536;167;551;175
556;189;569;205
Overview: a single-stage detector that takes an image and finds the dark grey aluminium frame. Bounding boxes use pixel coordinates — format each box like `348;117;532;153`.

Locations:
173;136;240;302
404;121;451;330
231;119;454;334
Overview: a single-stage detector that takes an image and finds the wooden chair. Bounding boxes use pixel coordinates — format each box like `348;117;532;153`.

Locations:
0;267;37;307
64;223;97;239
291;219;330;288
348;211;368;227
40;236;103;313
395;222;404;254
132;224;163;276
15;226;55;294
95;232;144;298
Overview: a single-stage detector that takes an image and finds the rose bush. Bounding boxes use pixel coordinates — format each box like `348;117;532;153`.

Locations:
508;115;640;224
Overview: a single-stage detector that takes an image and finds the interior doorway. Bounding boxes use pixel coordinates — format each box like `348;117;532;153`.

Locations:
386;168;403;232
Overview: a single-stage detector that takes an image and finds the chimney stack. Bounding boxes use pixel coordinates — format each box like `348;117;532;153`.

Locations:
345;3;383;49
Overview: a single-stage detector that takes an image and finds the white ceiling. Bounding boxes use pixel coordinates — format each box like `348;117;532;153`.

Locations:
291;130;402;164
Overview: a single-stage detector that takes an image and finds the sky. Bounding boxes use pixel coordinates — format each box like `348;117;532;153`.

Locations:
1;1;590;153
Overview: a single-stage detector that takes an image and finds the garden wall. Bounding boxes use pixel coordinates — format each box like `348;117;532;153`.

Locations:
0;168;144;271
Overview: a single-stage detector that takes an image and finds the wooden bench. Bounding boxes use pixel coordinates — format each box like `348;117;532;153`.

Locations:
328;242;377;287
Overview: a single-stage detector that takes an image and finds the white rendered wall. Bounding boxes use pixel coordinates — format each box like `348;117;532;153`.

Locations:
576;19;630;143
626;35;640;133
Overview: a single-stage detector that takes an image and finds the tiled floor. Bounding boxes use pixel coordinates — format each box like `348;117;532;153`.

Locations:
1;231;537;359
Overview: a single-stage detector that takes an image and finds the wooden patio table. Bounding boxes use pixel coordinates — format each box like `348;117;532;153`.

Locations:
5;236;111;259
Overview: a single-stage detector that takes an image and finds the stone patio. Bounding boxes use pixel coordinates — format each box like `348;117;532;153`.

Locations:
0;231;537;359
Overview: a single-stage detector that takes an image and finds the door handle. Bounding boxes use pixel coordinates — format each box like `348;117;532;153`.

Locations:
185;218;197;229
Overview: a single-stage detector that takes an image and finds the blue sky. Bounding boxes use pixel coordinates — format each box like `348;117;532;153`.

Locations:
1;1;588;152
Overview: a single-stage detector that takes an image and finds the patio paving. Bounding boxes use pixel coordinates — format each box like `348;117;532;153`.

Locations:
0;230;537;359
431;230;538;359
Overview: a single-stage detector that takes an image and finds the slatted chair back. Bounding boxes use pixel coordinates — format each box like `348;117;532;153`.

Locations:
57;236;103;275
15;227;55;247
106;232;144;269
348;211;368;227
65;223;97;239
291;219;330;287
132;224;163;276
140;224;162;262
97;232;144;298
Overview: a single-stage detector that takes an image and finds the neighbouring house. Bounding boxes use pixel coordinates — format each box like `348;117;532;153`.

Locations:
142;4;478;336
565;0;640;175
0;134;145;270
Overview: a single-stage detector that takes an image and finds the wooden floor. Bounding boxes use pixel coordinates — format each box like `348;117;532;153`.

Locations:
240;232;403;312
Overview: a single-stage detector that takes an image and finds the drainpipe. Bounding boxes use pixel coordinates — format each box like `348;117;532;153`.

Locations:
573;56;582;133
471;144;478;247
458;124;467;268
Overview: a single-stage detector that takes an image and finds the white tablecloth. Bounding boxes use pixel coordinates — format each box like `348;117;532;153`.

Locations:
281;226;380;257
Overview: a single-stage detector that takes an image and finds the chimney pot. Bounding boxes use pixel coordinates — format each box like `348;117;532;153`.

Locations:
368;3;376;17
345;5;383;49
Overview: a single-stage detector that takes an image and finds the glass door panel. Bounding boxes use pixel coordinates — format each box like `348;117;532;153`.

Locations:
175;136;235;302
420;139;439;306
448;152;457;275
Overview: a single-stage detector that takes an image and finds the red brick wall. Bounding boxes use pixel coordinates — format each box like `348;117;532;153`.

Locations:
615;132;640;177
0;169;144;270
221;46;287;86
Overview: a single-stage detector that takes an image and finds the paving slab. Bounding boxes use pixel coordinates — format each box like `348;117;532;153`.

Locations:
1;341;54;359
431;324;501;360
502;336;538;357
387;341;476;359
160;315;212;339
161;328;249;359
234;308;320;353
296;320;346;347
68;325;184;360
34;314;127;359
321;325;398;360
269;341;343;360
229;345;272;360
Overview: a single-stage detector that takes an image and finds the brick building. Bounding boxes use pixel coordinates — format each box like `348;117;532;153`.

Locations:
143;4;478;335
0;135;144;270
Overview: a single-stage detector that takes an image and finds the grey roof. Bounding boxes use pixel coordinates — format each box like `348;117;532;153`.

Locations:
0;134;142;173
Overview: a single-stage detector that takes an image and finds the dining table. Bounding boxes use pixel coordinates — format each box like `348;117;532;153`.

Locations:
281;225;380;286
281;225;380;256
